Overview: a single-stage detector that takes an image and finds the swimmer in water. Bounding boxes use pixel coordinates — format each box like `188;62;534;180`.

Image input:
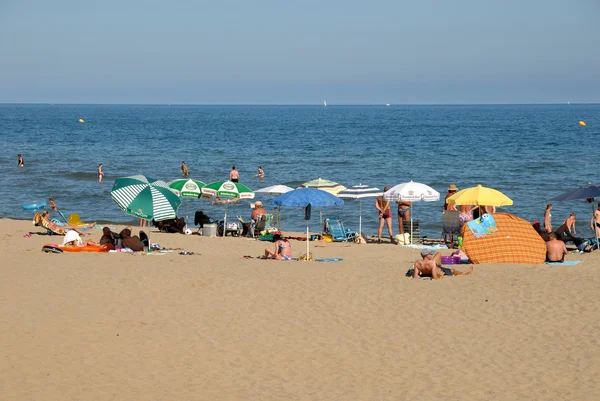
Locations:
181;161;189;177
98;163;104;183
18;154;24;167
257;166;264;178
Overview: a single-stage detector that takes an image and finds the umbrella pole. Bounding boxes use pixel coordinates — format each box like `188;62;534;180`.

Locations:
410;203;413;245
306;221;310;261
223;205;227;238
359;200;362;236
185;200;188;230
320;208;323;235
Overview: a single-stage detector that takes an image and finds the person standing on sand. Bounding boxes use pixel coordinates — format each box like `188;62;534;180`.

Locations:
396;199;411;235
17;154;24;167
181;161;189;177
230;166;240;182
590;202;600;239
413;249;474;279
98;164;104;183
444;184;458;211
375;186;396;243
544;204;552;233
257;166;264;178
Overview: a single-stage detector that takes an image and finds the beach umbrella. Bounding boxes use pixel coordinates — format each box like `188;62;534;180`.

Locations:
384;181;440;244
299;178;346;195
255;185;295;228
111;175;181;221
337;184;382;236
168;178;206;228
202;181;255;237
270;188;344;260
446;184;513;207
549;183;600;247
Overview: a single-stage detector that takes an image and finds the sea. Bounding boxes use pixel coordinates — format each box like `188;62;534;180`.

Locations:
1;103;599;239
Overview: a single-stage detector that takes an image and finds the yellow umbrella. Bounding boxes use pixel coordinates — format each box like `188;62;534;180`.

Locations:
446;184;513;207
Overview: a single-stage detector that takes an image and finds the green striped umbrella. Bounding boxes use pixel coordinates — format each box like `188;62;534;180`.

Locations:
201;181;255;199
168;178;206;228
201;181;254;237
111;175;181;221
168;178;206;198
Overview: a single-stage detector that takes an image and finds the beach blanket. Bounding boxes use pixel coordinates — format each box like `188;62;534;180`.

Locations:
467;213;498;238
461;213;546;264
545;260;582;266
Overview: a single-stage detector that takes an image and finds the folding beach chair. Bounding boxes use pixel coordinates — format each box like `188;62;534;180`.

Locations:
325;217;356;242
194;210;216;233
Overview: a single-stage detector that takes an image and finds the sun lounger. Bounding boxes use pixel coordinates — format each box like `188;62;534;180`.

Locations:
325;217;356;242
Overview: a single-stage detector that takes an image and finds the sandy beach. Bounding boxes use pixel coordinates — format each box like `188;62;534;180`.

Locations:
1;218;599;400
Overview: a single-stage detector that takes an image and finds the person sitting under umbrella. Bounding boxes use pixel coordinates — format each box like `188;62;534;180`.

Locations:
241;201;267;236
412;249;474;279
261;234;292;260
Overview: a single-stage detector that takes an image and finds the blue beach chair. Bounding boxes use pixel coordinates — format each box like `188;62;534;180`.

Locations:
325;217;356;242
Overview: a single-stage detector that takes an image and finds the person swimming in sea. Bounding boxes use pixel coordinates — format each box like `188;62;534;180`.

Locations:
17;154;24;167
181;161;189;177
98;163;104;183
257;166;264;178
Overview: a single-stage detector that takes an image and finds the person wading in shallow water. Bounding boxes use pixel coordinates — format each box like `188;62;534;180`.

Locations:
229;166;240;182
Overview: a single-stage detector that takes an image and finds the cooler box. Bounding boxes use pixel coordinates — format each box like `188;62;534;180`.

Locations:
202;224;217;237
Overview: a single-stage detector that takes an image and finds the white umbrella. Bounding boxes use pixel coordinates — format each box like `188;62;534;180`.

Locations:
255;185;294;228
337;184;381;236
383;181;440;244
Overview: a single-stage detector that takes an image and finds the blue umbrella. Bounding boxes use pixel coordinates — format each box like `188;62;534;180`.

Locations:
270;188;344;259
549;183;600;246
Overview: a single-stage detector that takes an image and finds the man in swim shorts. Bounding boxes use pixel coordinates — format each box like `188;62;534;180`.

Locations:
590;202;600;239
413;248;473;279
229;166;240;182
546;232;568;262
181;161;188;177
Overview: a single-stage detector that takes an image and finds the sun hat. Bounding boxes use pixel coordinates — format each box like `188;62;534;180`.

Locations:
448;184;458;191
420;248;434;257
62;230;82;246
255;201;262;207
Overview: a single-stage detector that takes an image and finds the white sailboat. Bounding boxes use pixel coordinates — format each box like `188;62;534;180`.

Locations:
323;100;327;107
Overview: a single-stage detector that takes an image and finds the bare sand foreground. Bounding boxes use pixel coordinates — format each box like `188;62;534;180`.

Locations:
1;218;599;401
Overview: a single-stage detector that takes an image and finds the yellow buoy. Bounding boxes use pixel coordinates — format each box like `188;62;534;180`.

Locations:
79;119;85;123
579;121;586;126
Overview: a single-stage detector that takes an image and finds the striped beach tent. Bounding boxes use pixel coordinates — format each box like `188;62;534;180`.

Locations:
299;178;346;195
111;175;181;222
337;184;382;235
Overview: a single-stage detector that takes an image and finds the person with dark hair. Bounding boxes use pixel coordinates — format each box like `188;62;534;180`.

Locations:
48;198;57;211
119;227;148;251
18;154;24;167
546;232;568;262
262;234;292;260
532;220;550;242
180;161;188;177
229;166;240;182
153;217;186;234
555;213;584;246
257;166;264;178
99;227;120;246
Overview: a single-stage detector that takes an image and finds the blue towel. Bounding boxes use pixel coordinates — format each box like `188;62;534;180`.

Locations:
467;213;498;238
545;260;582;266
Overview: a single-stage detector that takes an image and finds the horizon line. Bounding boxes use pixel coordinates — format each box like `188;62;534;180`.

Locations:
1;102;599;106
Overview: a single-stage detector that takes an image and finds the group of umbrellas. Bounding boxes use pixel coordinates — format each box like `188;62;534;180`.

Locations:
109;174;600;249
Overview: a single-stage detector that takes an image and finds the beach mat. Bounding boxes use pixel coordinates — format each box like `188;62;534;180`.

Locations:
545;260;582;266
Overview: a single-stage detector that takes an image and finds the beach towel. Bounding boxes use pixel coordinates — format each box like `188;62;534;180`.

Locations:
545;260;582;266
467;213;498;238
461;213;546;264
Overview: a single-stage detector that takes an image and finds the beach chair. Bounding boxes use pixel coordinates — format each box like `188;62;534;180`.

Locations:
33;212;63;235
325;217;356;242
67;213;88;226
402;220;422;244
249;214;275;237
442;211;461;244
194;210;216;233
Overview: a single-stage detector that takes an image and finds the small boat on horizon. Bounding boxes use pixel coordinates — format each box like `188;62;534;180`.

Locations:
323;100;327;107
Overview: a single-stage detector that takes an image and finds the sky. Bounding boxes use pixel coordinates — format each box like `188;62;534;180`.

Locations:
0;0;599;104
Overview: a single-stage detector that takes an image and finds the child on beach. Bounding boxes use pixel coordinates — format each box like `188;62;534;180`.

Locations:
17;154;24;167
98;164;104;183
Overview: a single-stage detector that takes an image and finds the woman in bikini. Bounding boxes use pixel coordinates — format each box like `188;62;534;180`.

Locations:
17;154;24;167
34;211;94;235
263;234;292;260
397;200;411;235
544;204;552;233
375;186;395;243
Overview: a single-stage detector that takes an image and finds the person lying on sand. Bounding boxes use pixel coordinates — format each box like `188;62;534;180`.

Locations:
261;234;292;260
119;228;148;252
99;227;121;247
413;249;473;279
62;230;100;247
546;232;568;262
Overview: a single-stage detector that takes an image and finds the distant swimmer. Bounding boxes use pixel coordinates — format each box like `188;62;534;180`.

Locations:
230;166;240;182
48;198;57;211
17;154;24;167
257;165;264;178
181;161;189;177
98;163;104;183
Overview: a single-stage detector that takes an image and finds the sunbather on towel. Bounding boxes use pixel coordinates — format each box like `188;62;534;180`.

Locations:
413;249;473;279
99;227;121;246
262;234;292;260
119;228;147;251
546;232;568;262
63;230;100;247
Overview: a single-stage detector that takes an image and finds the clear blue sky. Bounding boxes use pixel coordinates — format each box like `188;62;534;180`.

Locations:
1;0;598;104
